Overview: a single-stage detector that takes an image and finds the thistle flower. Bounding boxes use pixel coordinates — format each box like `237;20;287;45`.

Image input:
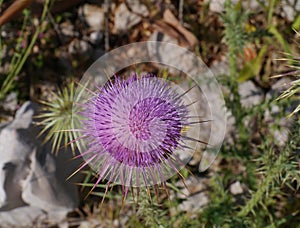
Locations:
73;73;204;198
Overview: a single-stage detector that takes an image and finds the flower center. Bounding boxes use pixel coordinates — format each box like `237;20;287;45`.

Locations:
129;99;152;140
89;76;187;167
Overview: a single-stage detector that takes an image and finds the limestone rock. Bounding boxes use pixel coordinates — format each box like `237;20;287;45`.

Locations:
114;1;148;33
229;181;243;195
0;101;79;227
239;80;263;108
178;192;209;212
81;4;105;31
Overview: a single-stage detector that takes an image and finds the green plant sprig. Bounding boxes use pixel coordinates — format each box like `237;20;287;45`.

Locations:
0;0;53;100
237;122;300;218
35;81;80;154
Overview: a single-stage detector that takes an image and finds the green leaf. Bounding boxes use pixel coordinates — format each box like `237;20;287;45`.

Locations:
269;26;292;55
292;14;300;30
238;45;268;82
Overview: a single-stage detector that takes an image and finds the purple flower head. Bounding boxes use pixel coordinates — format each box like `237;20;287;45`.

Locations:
76;73;201;195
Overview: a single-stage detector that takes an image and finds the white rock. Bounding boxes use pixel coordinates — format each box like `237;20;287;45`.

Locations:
114;3;143;32
208;0;300;22
229;181;243;195
282;0;300;22
239;80;263;108
2;92;18;112
0;101;80;226
178;192;209;212
0;206;46;228
266;77;293;100
210;58;230;76
127;0;149;17
82;4;105;31
207;0;238;13
147;31;187;74
90;31;103;44
207;0;266;13
0;124;34;208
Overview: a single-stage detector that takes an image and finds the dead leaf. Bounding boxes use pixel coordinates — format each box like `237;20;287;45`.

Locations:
163;9;198;48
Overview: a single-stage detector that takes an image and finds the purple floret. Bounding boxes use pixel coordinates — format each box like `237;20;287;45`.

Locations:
80;73;190;188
